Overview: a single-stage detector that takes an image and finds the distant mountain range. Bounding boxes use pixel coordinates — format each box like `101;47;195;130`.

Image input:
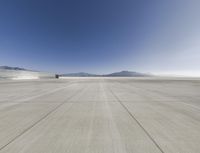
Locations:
103;71;150;77
0;66;29;71
61;72;99;77
0;66;151;77
0;66;55;79
0;66;39;72
61;71;151;77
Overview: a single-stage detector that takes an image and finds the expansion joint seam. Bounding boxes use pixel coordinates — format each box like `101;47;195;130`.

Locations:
109;87;165;153
0;86;85;151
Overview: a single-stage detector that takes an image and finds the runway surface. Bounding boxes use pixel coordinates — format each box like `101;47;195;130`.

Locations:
0;77;200;153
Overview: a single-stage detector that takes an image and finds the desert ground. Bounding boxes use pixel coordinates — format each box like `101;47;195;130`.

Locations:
0;77;200;153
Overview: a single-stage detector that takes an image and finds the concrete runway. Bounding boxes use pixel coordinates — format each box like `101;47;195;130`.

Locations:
0;77;200;153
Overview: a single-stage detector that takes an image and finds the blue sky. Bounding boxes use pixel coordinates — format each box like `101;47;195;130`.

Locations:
0;0;200;75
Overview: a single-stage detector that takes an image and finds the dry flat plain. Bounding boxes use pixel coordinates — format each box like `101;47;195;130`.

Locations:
0;77;200;153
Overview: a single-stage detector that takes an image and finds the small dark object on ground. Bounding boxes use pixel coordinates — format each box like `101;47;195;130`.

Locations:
55;74;59;79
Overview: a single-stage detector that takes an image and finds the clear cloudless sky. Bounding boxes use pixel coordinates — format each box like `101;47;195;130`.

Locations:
0;0;200;75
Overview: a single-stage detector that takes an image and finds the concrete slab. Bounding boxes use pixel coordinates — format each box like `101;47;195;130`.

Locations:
0;78;200;153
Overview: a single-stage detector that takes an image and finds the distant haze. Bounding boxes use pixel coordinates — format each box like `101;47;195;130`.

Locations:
0;0;200;76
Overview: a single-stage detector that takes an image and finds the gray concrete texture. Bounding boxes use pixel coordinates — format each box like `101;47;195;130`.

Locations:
0;77;200;153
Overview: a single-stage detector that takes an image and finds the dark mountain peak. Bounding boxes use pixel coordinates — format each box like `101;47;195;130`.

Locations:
105;70;149;77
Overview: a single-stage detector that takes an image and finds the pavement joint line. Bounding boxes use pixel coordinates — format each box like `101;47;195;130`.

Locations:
109;87;165;153
0;86;86;152
0;81;77;103
115;81;200;112
144;87;200;111
0;100;187;103
17;82;76;103
0;82;77;112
